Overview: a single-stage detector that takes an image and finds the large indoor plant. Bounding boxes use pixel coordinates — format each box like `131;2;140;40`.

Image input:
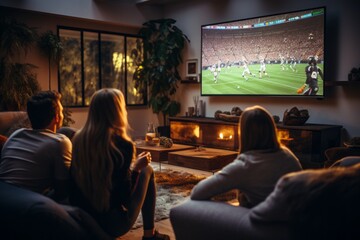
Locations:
0;17;40;111
134;18;189;134
0;18;74;126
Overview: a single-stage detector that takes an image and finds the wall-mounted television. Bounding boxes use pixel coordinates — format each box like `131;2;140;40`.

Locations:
200;7;325;98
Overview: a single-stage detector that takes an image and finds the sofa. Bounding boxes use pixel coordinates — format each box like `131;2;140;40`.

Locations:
0;180;114;240
324;146;360;167
0;111;29;136
330;156;360;167
170;160;360;240
0;111;113;239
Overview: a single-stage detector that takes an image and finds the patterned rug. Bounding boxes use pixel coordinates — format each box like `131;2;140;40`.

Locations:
132;167;238;229
132;168;206;229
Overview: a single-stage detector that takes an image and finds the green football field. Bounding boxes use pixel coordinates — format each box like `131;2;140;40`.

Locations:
201;63;324;96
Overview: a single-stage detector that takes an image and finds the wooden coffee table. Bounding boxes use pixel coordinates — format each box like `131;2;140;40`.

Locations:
168;147;238;172
136;143;195;170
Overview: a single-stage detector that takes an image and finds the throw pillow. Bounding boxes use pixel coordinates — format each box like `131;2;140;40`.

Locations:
251;165;360;239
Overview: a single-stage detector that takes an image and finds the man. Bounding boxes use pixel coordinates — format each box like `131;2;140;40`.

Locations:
210;64;219;83
258;57;269;79
241;60;256;81
289;56;297;72
0;91;72;201
279;53;287;71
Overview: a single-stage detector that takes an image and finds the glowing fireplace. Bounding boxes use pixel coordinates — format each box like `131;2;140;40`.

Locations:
169;117;239;151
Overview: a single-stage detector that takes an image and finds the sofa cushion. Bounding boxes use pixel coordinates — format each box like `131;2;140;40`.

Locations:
0;111;29;136
330;156;360;167
170;199;288;240
57;126;77;141
0;180;87;239
324;146;360;167
251;164;360;239
0;180;114;240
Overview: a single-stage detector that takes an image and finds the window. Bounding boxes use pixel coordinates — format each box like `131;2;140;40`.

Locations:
58;27;146;107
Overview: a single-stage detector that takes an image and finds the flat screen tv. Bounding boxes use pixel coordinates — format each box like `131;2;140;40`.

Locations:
200;7;325;98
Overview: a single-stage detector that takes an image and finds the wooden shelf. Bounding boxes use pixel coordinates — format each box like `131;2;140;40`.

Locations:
170;116;343;169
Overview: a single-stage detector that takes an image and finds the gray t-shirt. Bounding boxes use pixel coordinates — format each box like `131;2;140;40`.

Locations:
0;128;72;194
191;146;302;207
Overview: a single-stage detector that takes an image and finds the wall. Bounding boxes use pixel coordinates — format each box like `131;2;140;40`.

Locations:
0;3;163;137
1;0;359;140
0;0;162;27
164;0;360;140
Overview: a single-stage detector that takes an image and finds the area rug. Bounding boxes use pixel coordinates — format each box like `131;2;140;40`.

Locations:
132;168;206;229
132;167;238;229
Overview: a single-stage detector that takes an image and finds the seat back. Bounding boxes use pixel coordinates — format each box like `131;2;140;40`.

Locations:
0;181;90;239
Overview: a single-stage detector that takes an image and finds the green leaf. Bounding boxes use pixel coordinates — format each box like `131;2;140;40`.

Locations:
133;18;189;125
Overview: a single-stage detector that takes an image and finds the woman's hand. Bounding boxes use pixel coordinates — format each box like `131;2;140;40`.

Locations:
132;151;152;172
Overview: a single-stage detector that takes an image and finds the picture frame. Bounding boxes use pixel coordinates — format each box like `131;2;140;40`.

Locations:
186;59;198;80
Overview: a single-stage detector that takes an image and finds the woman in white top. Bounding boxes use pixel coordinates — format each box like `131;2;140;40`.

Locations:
191;105;302;208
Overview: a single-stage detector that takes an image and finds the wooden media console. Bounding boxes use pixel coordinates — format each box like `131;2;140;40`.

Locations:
169;117;343;169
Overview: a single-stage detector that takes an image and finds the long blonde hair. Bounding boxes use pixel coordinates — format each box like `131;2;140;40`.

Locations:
71;88;135;212
239;105;280;153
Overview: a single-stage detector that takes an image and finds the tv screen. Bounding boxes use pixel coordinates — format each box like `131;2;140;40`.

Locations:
201;7;325;98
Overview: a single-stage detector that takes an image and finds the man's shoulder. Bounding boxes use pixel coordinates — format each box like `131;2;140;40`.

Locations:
8;127;27;137
41;131;71;144
17;129;71;144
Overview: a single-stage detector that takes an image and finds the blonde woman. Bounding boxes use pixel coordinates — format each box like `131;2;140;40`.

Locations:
191;105;302;208
70;89;169;240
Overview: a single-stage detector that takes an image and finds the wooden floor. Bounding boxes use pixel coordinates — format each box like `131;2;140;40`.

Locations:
118;162;212;240
118;218;175;240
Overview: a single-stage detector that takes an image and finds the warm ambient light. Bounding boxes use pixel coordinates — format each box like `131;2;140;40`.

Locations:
218;132;233;140
193;126;200;138
112;52;123;71
277;130;293;146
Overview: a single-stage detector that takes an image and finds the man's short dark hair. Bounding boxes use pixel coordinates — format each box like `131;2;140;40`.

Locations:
27;91;61;129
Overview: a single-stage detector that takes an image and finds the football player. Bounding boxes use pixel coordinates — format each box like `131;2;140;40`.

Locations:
241;61;256;81
297;56;323;95
279;54;287;71
289;56;297;72
210;64;219;83
259;58;268;78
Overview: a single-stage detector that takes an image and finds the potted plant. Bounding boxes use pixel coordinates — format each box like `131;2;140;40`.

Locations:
134;18;189;136
0;17;40;111
0;18;74;126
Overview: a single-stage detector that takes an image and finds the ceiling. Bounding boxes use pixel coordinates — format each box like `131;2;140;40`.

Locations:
93;0;188;6
135;0;183;5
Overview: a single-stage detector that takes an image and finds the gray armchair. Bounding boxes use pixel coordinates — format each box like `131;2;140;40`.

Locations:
170;164;360;240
